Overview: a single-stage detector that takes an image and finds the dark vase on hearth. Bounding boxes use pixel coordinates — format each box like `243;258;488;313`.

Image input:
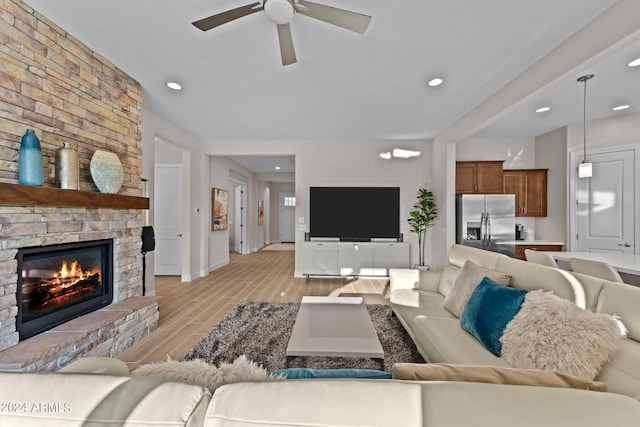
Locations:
18;129;44;186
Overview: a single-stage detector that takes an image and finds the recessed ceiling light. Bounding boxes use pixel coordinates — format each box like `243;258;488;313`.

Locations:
166;82;182;90
535;107;551;113
628;57;640;67
427;78;443;87
612;104;630;111
275;166;281;170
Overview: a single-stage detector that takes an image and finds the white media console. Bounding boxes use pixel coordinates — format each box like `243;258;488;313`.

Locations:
299;240;410;278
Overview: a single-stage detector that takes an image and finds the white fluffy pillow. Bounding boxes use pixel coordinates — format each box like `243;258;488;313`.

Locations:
500;290;627;380
443;260;511;317
132;355;284;392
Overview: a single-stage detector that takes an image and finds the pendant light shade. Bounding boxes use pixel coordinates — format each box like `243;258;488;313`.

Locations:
578;162;592;178
577;74;594;178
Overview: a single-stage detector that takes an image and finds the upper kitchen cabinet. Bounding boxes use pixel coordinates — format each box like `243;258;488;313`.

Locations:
455;161;505;194
503;169;548;217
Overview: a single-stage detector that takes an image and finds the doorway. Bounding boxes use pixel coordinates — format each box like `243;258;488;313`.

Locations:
279;193;296;243
154;164;184;274
572;148;636;253
234;184;247;254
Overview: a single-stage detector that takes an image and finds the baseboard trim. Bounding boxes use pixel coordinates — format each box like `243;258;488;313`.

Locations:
209;258;230;273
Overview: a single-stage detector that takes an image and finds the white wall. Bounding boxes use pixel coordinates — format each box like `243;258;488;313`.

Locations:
567;112;640;152
141;108;208;283
155;139;183;164
535;127;568;243
205;139;432;272
208;157;259;270
456;137;536;168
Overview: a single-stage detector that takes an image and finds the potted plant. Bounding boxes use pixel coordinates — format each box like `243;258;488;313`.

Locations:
408;187;438;269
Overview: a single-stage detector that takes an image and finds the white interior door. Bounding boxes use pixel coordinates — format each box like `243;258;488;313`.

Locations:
279;193;295;243
575;149;635;253
234;185;246;254
154;165;183;275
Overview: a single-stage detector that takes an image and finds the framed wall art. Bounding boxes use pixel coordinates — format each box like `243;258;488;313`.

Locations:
212;188;228;231
258;200;264;226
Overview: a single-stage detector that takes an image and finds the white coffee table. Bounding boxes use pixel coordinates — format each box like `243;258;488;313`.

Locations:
285;296;385;369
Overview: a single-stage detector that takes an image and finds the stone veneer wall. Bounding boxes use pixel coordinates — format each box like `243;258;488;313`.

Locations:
0;0;154;359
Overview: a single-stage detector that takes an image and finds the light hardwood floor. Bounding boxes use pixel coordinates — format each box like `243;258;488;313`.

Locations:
118;247;390;370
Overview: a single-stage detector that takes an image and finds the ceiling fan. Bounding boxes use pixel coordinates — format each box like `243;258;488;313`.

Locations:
192;0;372;66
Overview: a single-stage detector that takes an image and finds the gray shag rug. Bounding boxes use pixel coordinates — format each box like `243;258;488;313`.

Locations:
183;301;424;371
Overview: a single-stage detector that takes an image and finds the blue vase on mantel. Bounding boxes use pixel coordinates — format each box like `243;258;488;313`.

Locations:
18;129;44;186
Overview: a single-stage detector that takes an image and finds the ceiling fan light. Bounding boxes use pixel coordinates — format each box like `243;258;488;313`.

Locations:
578;162;592;178
264;0;295;25
392;148;420;158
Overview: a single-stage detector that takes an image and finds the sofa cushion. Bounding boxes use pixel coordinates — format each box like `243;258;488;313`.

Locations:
460;277;527;356
412;315;511;367
390;288;454;319
206;380;640;427
0;373;211;426
496;257;586;307
501;290;627;380
443;260;511;317
392;363;608;391
596;338;640;398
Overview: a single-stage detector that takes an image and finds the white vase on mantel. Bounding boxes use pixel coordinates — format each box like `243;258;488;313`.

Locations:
90;150;124;194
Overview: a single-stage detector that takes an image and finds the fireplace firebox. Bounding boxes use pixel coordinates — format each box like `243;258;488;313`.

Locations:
16;239;114;340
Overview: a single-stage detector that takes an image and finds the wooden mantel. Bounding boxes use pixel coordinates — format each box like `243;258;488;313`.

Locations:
0;183;149;209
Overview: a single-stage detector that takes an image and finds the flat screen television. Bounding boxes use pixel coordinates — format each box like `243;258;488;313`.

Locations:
309;187;400;241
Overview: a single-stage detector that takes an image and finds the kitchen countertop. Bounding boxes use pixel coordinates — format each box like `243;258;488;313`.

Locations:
511;240;565;245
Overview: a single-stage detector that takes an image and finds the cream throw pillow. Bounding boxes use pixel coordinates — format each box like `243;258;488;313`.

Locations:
443;260;511;317
500;290;627;380
392;363;607;391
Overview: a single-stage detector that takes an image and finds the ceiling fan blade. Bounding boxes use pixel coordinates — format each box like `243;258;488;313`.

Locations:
277;23;297;66
297;1;371;34
192;2;262;31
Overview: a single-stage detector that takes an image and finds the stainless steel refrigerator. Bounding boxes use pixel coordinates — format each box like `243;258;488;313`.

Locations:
456;194;515;257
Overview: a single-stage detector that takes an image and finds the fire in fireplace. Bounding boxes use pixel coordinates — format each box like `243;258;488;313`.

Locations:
16;240;113;340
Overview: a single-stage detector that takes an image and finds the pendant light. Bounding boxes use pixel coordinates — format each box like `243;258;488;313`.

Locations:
577;74;594;178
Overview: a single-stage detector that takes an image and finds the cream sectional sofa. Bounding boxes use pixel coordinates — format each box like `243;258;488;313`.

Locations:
1;243;640;426
1;360;640;426
389;244;640;399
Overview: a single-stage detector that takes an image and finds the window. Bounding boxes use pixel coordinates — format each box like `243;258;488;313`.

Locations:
283;196;296;207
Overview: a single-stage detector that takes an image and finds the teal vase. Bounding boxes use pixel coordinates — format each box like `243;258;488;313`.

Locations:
18;129;44;186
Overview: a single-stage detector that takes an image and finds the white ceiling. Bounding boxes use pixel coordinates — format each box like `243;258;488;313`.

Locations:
229;155;295;173
22;0;639;146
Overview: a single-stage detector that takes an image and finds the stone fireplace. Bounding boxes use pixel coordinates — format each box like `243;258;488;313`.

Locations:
17;239;114;340
0;0;158;371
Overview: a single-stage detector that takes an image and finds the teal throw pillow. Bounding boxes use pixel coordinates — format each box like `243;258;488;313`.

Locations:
460;277;527;356
269;368;392;379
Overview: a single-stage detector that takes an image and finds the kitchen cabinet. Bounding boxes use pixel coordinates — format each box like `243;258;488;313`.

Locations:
455;161;504;194
503;169;548;217
515;243;563;261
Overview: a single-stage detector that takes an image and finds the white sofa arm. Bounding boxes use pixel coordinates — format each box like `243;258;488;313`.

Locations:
389;268;420;292
389;268;442;293
58;357;130;376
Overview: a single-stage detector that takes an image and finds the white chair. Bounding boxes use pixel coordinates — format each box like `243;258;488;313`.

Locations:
524;249;559;268
569;257;624;283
